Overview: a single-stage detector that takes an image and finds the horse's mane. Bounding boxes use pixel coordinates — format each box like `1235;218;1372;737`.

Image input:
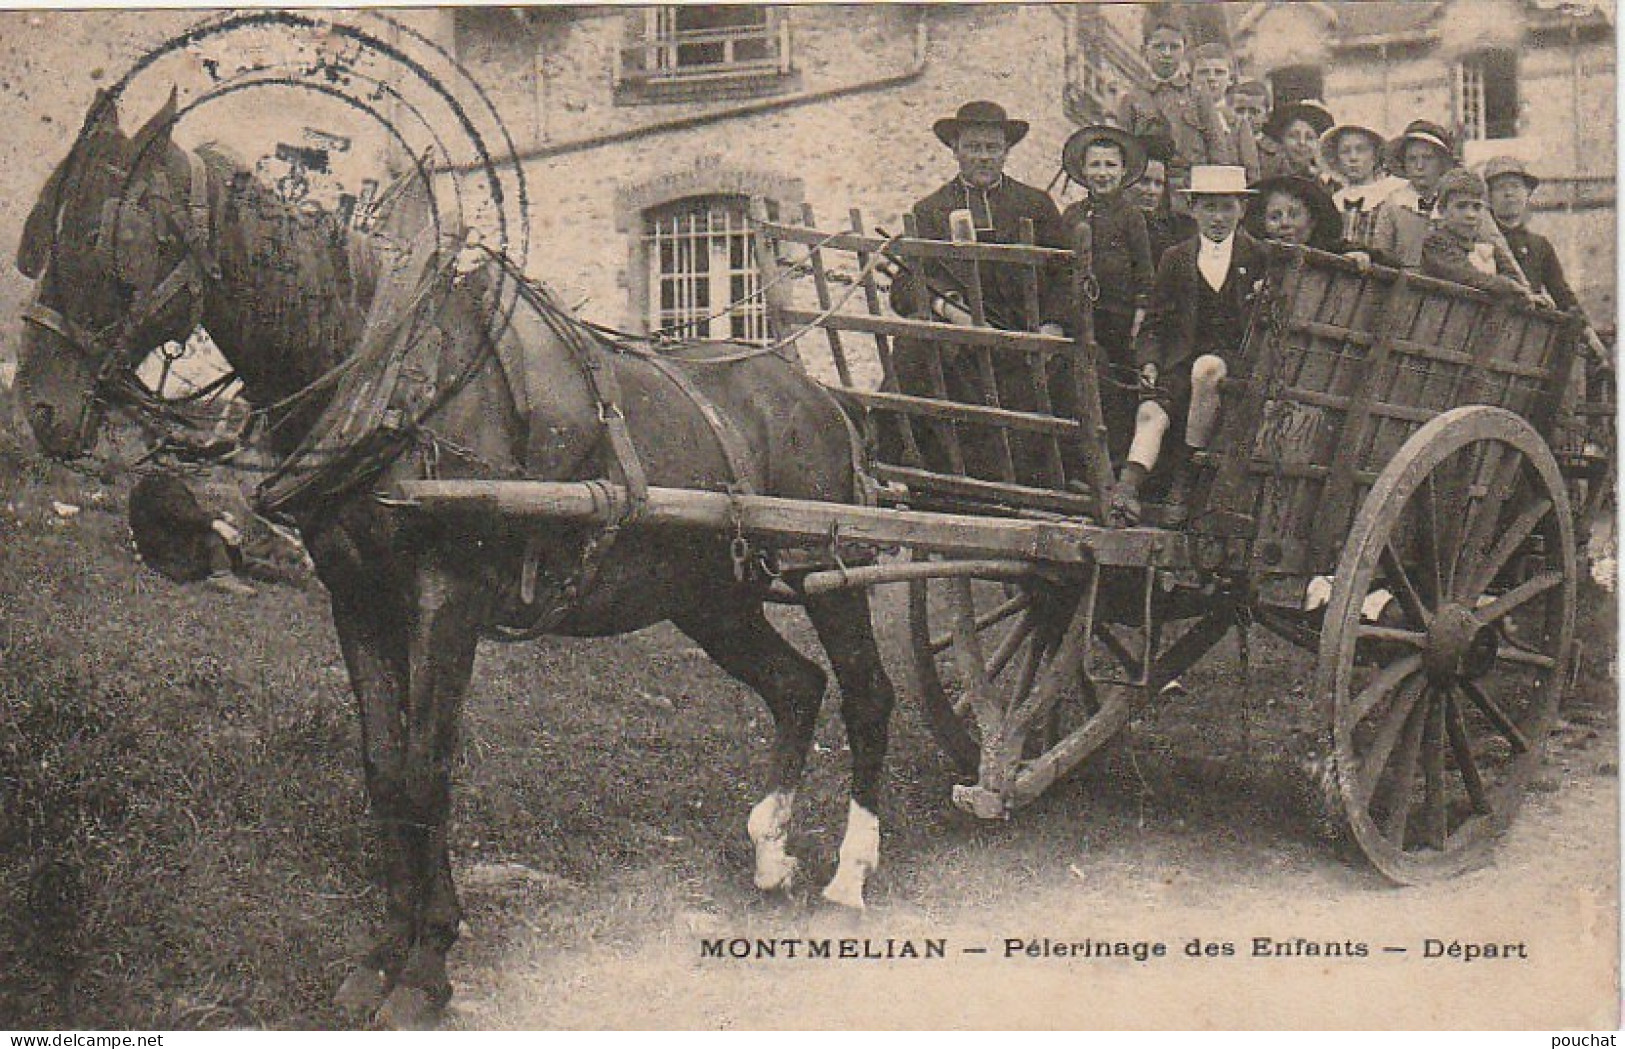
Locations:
196;145;402;398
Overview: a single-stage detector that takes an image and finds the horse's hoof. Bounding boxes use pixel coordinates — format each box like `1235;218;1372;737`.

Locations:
373;985;446;1031
753;854;800;893
820;875;867;911
334;968;390;1014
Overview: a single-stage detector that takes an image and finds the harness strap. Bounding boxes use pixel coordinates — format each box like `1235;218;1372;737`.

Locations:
641;354;757;495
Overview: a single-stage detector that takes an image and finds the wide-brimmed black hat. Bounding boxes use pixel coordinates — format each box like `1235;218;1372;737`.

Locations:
1062;125;1148;188
1247;174;1342;249
1263;99;1336;143
933;100;1030;149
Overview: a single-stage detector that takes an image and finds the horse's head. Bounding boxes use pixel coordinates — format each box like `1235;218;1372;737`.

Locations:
15;88;216;459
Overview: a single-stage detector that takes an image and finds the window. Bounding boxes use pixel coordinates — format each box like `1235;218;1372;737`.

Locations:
618;6;789;92
644;196;766;343
1268;64;1325;108
1457;49;1518;141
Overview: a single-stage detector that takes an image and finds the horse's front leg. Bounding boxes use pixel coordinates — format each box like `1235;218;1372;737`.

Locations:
804;590;896;910
374;557;486;1030
326;594;416;1016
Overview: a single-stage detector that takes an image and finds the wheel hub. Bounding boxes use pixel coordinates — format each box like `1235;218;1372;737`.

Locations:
1423;603;1499;682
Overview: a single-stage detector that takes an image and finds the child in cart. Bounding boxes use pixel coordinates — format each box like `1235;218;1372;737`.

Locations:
1419;169;1536;303
1059;125;1154;465
1108;165;1264;527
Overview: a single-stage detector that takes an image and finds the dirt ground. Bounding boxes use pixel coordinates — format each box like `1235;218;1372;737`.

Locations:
0;451;1616;1030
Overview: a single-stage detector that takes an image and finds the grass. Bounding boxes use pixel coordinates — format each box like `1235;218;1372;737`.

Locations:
0;427;1614;1029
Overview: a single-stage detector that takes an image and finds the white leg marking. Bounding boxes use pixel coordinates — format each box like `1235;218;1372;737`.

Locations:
747;790;798;891
822;800;880;910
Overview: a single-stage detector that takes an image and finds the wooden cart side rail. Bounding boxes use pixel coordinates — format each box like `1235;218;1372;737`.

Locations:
755;219;1073;266
830;387;1084;436
382;479;1167;566
777;308;1071;353
871;464;1096;516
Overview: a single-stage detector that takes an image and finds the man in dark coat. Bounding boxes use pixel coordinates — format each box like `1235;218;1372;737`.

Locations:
1111;165;1266;525
888;100;1069;484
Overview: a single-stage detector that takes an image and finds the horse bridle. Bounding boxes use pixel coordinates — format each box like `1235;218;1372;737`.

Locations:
21;147;221;444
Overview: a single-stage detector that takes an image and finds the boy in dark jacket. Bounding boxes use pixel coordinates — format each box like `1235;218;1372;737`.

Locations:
1060;125;1154;462
1110;166;1264;526
1420;169;1534;301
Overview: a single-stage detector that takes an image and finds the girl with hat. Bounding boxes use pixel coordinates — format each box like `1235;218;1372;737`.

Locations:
1322;123;1407;246
1258;99;1337;185
1245;173;1393;268
1060;125;1155;462
1370;119;1524;275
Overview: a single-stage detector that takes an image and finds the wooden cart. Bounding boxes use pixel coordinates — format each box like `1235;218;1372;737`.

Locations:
391;201;1589;885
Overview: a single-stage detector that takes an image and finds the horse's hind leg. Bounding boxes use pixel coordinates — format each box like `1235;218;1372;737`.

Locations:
673;598;827;892
803;589;896;910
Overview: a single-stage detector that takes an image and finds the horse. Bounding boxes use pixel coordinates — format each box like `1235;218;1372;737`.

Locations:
14;89;899;1028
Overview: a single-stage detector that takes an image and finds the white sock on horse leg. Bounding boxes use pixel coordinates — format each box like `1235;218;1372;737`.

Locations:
1126;401;1170;475
1186;355;1228;449
822;800;880;910
746;790;798;891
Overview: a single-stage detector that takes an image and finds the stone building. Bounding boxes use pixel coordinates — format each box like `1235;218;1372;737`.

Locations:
1229;0;1617;320
412;4;1147;348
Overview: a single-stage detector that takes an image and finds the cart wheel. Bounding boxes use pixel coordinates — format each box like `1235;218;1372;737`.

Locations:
907;562;1133;780
1319;406;1576;883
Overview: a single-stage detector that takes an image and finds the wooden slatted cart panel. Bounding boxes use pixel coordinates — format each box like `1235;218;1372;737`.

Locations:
750;198;1106;518
1203;248;1580;579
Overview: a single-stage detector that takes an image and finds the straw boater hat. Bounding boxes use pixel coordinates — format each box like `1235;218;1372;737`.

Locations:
933;100;1029;148
1062;125;1149;188
1262;99;1335;143
1386;119;1456;167
1182;165;1254;197
1320;123;1387;168
1480;155;1540;192
1247;174;1342;247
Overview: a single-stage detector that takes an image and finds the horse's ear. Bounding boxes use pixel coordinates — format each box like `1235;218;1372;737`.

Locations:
18;190;57;277
128;87;179;166
17;89;123;278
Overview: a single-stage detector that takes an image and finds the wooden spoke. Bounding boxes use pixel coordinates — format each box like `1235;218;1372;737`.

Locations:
1356;625;1427;648
1458;497;1553;601
987;612;1037;680
1474;570;1564;625
1459;679;1531;754
1495;644;1558;671
1417;474;1446;606
1421;694;1447;850
1380;542;1433;625
1007;630;1044;712
1378;688;1430;846
1356;675;1425;803
929;592;1030;654
1350;652;1424;726
1444;689;1491;816
1454;442;1524;594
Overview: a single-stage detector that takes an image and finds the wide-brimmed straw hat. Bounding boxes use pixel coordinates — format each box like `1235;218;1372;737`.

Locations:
1320;123;1387;168
1263;99;1336;142
1479;155;1541;192
1062;125;1148;188
1386;119;1456;167
933;100;1029;148
1247;174;1342;248
1182;165;1254;197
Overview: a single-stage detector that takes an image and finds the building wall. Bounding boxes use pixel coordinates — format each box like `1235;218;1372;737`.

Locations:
469;4;1082;372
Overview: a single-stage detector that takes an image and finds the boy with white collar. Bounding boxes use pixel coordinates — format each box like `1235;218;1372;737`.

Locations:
1109;165;1264;527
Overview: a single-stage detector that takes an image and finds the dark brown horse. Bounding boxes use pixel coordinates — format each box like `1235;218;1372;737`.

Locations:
15;91;897;1028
